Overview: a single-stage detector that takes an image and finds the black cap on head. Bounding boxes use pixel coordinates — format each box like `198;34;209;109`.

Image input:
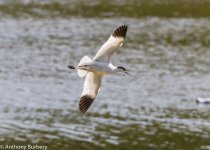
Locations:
117;66;126;71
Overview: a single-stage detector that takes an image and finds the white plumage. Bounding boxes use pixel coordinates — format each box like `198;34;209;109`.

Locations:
68;25;130;114
196;97;210;104
79;73;103;114
93;35;125;62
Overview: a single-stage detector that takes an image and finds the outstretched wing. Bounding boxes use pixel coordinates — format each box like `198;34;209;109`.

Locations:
93;25;128;62
79;72;103;114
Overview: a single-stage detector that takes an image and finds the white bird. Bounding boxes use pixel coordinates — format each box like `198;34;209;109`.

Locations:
68;25;131;114
196;97;210;104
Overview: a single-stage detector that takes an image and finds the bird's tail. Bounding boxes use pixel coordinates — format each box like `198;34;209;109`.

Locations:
67;65;75;69
77;56;91;78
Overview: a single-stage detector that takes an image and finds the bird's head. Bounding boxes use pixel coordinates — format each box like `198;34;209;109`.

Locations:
117;66;132;76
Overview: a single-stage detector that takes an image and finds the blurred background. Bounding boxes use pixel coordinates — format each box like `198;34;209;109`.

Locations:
0;0;210;149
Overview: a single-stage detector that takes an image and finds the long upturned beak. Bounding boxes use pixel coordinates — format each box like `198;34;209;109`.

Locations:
125;71;132;76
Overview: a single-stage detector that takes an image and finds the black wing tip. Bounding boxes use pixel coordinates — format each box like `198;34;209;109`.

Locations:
112;25;128;38
79;95;94;115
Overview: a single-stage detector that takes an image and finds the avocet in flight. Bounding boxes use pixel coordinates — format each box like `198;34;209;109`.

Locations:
68;25;131;114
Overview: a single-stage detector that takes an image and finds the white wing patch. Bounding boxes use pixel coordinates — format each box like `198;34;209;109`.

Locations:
77;55;91;78
93;25;128;62
77;70;88;78
79;72;103;114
